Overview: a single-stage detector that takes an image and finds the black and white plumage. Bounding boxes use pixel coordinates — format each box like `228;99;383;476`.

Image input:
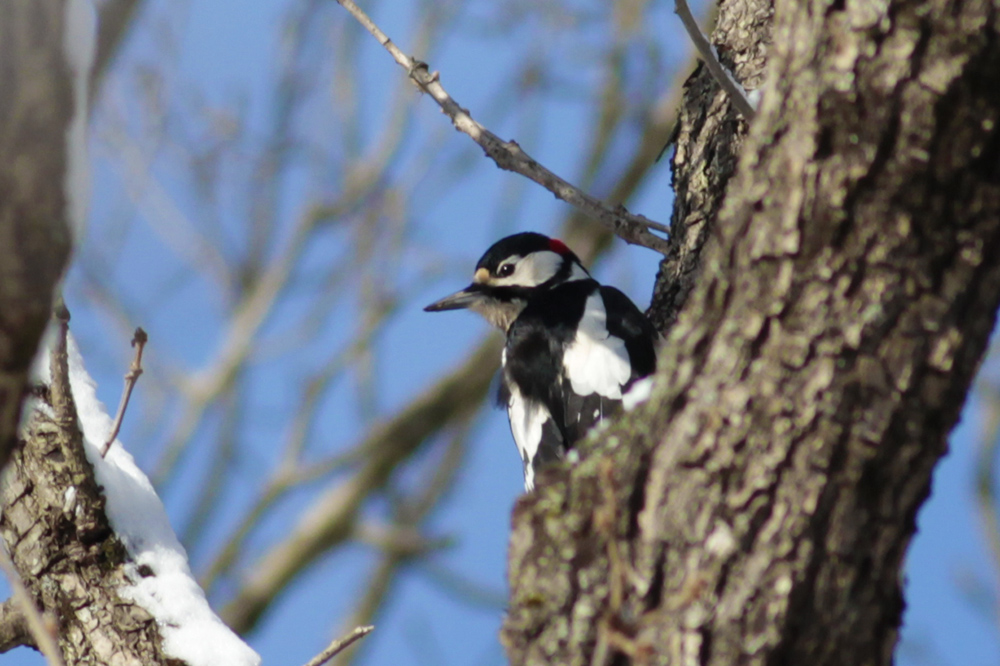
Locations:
424;232;657;490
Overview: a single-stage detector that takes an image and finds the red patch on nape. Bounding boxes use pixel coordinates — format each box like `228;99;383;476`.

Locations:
548;238;571;255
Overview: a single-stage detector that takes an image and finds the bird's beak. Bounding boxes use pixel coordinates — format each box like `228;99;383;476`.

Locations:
423;284;485;312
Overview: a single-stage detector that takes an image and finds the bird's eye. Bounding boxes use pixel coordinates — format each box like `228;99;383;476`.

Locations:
498;263;515;277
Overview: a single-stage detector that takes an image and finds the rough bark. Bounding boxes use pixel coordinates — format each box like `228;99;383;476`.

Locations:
649;0;772;332
0;0;76;470
0;320;184;665
503;2;1000;666
0;599;30;652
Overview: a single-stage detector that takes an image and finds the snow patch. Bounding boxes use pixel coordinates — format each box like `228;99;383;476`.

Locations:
622;377;655;411
34;335;260;666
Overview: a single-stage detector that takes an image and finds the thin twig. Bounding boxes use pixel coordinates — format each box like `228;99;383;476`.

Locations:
333;0;671;254
302;625;374;666
674;0;756;119
0;550;64;666
325;421;472;666
102;327;147;457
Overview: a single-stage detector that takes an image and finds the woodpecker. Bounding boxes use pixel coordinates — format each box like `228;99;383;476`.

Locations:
424;232;657;490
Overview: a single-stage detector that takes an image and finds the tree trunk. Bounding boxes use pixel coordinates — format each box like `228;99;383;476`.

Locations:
0;0;75;471
502;1;1000;666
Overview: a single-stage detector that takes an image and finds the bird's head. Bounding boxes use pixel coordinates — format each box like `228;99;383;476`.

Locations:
424;232;590;331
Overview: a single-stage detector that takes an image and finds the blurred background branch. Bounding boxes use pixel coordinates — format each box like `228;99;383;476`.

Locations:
54;3;688;663
4;0;994;665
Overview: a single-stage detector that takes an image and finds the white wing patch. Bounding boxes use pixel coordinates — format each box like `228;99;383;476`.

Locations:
506;383;551;491
562;292;631;399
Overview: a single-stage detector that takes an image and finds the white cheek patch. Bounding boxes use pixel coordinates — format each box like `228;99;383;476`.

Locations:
493;251;562;287
563;292;631;399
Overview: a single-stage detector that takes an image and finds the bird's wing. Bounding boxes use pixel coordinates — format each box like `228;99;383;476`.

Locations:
556;289;638;443
598;285;658;385
558;287;658;440
503;284;657;488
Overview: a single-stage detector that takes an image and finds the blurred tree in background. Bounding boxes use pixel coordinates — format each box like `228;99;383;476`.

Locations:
3;0;1000;665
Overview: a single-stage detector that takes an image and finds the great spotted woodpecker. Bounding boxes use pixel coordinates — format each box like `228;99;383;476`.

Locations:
424;232;657;490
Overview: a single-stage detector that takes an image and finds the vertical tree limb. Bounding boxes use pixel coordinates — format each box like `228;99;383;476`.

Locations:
0;0;76;471
649;0;772;331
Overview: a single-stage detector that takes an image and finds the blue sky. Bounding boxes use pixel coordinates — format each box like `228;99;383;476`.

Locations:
4;1;998;664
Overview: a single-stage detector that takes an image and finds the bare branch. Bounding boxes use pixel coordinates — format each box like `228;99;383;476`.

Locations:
353;522;452;557
674;0;756;119
49;302;75;426
198;317;399;587
333;0;671;254
328;423;471;666
329;554;400;666
149;165;403;487
221;337;502;632
0;551;63;666
0;598;32;653
102;327;147;457
560;54;690;264
303;625;374;666
416;561;507;610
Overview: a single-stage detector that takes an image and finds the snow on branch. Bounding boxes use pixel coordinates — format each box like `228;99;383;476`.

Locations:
31;331;261;666
334;0;671;255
